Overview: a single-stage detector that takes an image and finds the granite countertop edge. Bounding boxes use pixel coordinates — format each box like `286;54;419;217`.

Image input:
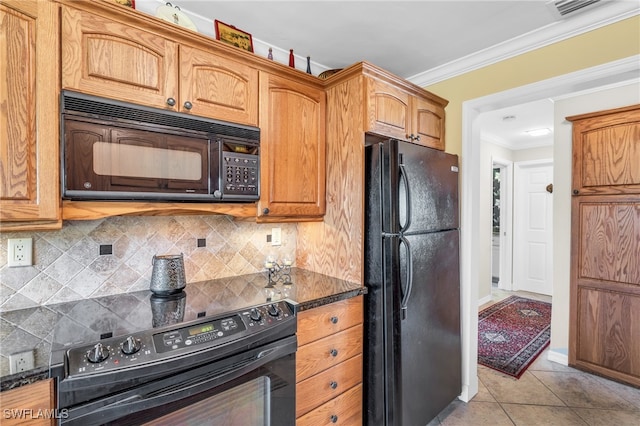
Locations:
1;271;366;392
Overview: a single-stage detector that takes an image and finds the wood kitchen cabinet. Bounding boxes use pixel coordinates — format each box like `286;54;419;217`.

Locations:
60;6;258;126
568;104;640;388
295;296;364;425
0;0;61;231
365;75;446;150
258;72;326;221
0;379;56;425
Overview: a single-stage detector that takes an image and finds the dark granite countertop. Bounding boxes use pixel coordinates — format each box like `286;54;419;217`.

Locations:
0;268;365;391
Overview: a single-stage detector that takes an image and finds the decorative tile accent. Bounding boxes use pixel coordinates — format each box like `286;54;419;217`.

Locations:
0;216;296;312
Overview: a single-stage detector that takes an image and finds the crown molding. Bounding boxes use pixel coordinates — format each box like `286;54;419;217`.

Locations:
408;2;640;87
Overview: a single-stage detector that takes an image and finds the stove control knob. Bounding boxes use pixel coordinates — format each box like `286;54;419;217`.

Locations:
250;308;262;322
121;336;141;355
86;343;110;363
267;304;280;317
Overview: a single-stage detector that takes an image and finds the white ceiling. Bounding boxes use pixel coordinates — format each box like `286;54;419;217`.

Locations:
134;0;639;149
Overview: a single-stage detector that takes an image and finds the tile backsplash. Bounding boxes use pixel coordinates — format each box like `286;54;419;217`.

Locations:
0;216;296;312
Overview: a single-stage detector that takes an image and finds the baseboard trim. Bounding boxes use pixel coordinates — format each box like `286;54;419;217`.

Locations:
478;294;493;307
547;349;569;366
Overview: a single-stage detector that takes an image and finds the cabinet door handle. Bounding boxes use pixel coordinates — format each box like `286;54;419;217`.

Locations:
573;189;579;195
263;208;270;215
330;349;338;357
183;101;193;110
166;97;176;107
330;316;338;324
330;381;338;389
330;414;338;423
415;135;421;141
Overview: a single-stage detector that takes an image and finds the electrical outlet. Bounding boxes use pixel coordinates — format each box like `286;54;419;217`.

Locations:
7;238;33;267
271;228;282;246
9;350;35;374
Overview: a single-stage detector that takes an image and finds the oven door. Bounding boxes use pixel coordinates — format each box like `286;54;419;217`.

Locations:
62;336;296;426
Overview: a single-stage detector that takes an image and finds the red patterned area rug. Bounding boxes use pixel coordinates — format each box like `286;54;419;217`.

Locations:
478;295;551;378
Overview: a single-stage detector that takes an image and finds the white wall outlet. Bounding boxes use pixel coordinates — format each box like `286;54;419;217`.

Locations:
271;227;282;246
7;238;33;267
9;350;35;374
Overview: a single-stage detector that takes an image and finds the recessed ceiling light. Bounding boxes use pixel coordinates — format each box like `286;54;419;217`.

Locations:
525;128;551;136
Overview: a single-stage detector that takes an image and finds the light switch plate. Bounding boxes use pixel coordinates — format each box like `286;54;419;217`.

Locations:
271;228;282;246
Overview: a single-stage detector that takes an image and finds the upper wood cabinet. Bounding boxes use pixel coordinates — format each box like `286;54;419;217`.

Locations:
61;7;258;126
570;104;640;196
0;0;61;231
258;72;326;220
365;76;446;150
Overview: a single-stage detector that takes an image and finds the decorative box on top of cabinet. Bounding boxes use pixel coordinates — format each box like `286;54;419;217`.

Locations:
296;296;364;425
0;0;61;231
364;75;446;150
60;5;258;126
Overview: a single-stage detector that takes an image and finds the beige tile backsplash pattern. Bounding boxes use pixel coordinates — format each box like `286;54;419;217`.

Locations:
0;215;296;312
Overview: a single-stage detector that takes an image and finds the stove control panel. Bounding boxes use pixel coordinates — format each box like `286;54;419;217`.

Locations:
65;301;294;377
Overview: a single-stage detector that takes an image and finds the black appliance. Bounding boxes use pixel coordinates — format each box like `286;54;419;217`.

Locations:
61;90;260;202
364;138;461;425
57;299;296;425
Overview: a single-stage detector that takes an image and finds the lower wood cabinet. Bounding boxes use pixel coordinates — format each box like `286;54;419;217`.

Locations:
296;296;364;425
0;379;55;425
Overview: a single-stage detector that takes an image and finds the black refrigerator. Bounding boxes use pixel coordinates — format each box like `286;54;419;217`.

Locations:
364;138;461;426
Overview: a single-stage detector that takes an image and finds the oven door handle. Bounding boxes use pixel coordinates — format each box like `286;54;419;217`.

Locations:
64;336;296;425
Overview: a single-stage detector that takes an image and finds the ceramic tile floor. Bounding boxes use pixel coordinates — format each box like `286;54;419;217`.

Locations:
427;290;640;426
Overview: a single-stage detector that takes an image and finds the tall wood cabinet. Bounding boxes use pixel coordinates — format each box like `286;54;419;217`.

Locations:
0;0;61;230
568;104;640;388
258;72;326;221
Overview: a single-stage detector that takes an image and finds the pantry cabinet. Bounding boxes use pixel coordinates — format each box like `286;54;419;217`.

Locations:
258;72;326;221
365;75;446;150
0;0;61;231
60;7;258;126
295;297;364;425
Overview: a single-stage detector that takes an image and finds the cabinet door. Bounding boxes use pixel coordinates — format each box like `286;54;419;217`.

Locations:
61;6;179;110
413;97;445;150
571;106;640;196
258;73;326;218
365;77;411;141
0;0;60;230
179;46;258;126
0;379;55;426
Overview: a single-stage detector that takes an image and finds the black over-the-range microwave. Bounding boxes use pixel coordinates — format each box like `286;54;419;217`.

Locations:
61;91;260;202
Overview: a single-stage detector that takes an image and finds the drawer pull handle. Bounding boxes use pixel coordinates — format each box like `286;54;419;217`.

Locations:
330;316;338;324
330;414;338;423
330;349;338;357
166;97;176;107
330;381;338;389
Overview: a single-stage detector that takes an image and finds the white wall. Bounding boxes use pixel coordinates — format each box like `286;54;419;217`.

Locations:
550;81;640;358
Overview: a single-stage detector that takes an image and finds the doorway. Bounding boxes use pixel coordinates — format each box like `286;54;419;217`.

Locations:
457;56;639;402
491;158;513;293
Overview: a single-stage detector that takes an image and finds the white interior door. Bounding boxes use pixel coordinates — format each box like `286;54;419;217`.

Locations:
514;161;553;296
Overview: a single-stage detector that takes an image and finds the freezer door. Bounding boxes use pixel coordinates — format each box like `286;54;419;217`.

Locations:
395;141;459;233
398;229;462;425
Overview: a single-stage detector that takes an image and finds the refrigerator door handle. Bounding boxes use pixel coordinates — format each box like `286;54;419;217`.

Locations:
398;156;412;233
399;235;413;320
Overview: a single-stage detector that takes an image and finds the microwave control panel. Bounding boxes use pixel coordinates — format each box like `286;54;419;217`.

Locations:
222;152;259;197
212;136;260;201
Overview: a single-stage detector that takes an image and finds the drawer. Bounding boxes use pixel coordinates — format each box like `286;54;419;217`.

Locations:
296;354;362;417
297;296;363;346
296;383;363;426
297;325;363;382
